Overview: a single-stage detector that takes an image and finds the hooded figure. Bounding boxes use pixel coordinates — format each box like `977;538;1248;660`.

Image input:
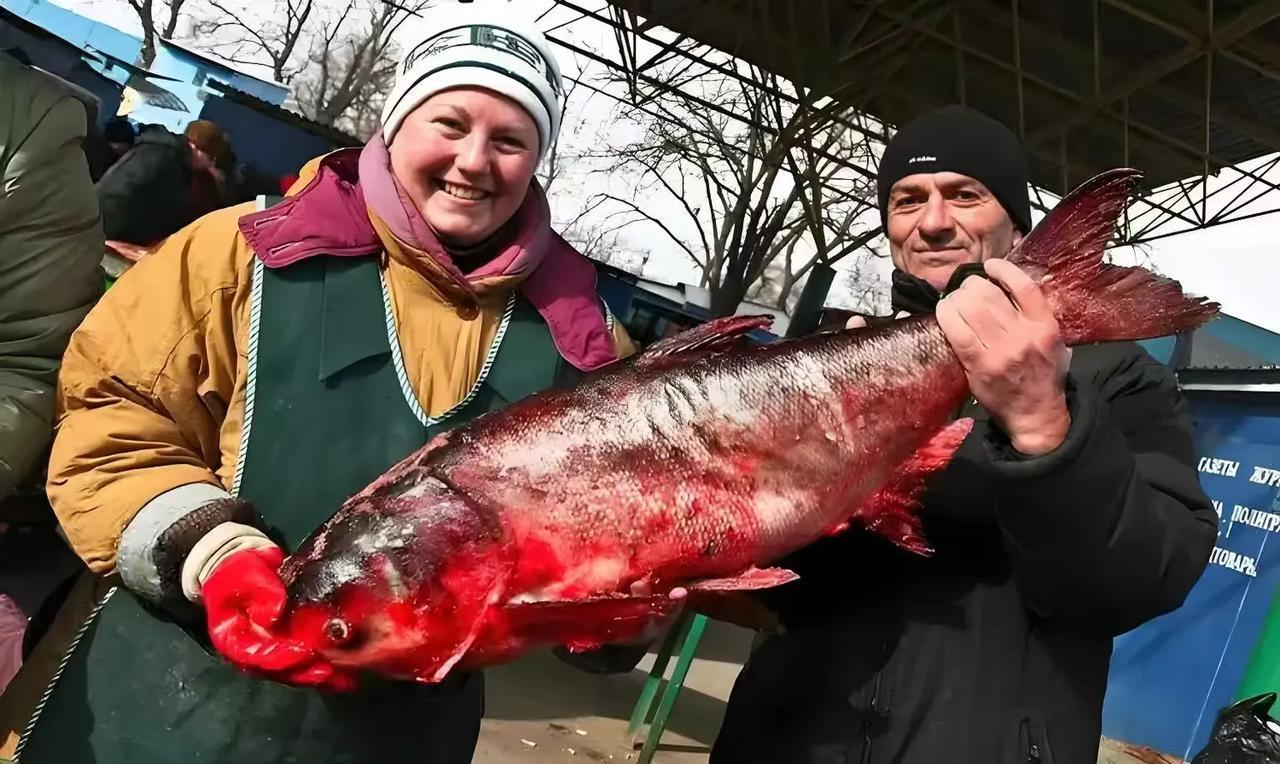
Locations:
5;8;655;763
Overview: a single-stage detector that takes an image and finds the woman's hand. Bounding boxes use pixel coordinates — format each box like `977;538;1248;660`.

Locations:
202;546;353;691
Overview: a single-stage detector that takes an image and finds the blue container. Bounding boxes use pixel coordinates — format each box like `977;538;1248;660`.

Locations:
1101;397;1280;759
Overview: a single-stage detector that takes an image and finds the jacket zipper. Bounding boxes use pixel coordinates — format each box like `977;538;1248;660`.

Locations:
859;669;882;764
1021;718;1045;763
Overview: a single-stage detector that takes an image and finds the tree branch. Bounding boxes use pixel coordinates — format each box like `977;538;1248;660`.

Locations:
597;194;705;269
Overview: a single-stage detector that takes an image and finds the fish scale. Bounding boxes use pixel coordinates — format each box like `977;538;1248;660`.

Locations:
276;168;1220;687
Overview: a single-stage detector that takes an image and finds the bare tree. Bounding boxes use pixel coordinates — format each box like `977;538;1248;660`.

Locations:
579;59;882;317
834;252;892;316
537;55;592;195
192;0;315;83
124;0;190;68
291;0;429;138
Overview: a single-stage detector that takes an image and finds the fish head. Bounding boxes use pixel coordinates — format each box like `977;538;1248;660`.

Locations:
278;475;511;684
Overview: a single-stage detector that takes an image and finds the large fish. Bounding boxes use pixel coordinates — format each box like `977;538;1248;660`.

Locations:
275;169;1218;689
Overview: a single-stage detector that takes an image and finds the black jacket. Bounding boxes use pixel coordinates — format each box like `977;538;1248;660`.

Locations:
710;279;1218;764
94;128;193;244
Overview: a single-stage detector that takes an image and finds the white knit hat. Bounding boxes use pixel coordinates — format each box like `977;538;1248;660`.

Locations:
381;7;564;160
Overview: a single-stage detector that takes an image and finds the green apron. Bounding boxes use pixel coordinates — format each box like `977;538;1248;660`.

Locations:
15;249;574;763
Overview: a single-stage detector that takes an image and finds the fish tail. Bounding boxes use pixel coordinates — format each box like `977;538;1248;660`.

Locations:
1007;168;1220;345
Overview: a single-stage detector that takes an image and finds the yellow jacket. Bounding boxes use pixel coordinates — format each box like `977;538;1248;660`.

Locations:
46;158;636;576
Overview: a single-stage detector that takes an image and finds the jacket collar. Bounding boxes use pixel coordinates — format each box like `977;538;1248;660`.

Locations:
237;149;382;267
236;149;620;373
890;262;990;316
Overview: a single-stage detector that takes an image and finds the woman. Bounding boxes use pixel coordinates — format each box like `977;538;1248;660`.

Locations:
4;9;639;763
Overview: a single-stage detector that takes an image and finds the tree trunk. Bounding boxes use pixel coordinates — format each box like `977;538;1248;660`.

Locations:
710;269;748;317
162;0;184;39
775;271;799;311
138;27;157;67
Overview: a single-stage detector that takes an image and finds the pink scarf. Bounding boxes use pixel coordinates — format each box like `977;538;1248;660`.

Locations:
358;135;619;372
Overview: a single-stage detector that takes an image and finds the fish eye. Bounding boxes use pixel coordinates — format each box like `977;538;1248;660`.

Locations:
324;618;354;646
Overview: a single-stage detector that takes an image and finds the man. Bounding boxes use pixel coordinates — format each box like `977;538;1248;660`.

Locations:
94;120;232;246
709;104;1218;763
0;50;103;506
0;49;103;730
87;117;136;181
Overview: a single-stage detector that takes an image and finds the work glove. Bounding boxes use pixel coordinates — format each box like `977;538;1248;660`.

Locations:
192;526;354;691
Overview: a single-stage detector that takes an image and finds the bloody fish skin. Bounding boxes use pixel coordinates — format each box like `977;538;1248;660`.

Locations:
430;315;968;599
277;317;969;683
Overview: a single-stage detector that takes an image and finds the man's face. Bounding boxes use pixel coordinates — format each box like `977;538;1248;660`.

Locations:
885;171;1023;291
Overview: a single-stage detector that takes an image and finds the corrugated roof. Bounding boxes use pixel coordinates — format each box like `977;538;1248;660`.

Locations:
0;4;101;63
158;36;286;89
204;79;361;148
85;44;179;81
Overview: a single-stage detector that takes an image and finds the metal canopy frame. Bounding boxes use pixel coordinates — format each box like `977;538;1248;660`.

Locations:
536;1;889;214
555;0;1280;247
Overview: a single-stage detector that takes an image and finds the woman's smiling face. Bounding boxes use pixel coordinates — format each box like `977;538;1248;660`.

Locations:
389;87;541;246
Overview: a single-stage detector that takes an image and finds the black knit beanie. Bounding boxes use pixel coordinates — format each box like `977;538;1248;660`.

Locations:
876;104;1032;234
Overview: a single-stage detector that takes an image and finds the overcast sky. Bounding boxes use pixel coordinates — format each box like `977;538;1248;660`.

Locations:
51;0;1276;333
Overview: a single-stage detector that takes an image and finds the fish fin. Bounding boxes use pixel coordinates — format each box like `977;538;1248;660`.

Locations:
636;314;774;367
1006;168;1219;344
847;417;974;556
689;566;799;592
500;595;679;653
688;591;784;633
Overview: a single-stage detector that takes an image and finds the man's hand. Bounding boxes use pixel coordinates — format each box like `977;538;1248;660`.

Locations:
935;259;1072;456
624;580;688;645
202;546;353;690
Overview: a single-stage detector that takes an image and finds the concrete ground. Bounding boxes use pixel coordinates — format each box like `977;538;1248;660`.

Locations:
476;619;757;763
475;627;1186;764
1097;738;1186;764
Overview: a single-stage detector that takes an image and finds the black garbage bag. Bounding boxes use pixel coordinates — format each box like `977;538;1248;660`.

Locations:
1190;693;1280;764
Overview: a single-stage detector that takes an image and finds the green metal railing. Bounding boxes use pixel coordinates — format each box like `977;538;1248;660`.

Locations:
627;610;709;764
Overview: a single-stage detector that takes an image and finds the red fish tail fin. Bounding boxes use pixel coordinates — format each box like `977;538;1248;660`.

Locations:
1007;168;1219;345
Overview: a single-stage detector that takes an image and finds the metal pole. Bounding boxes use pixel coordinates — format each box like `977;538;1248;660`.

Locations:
1123;95;1131;237
785;263;838;338
1012;0;1024;137
1060;135;1069;195
1123;96;1130;166
1204;0;1214;224
1093;0;1102;97
953;7;966;104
